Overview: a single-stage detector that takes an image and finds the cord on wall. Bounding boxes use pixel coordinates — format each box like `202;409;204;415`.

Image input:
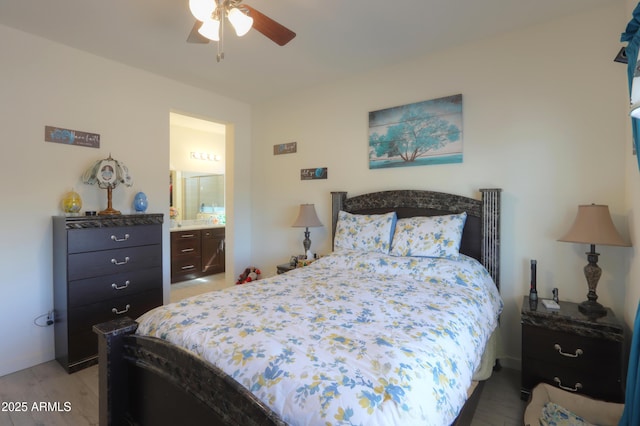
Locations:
34;311;54;327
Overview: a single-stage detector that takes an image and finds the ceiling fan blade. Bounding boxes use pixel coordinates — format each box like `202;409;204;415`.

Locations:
187;21;210;44
243;5;296;46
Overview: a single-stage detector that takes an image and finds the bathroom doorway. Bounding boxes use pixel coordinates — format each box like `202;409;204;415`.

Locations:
169;112;229;298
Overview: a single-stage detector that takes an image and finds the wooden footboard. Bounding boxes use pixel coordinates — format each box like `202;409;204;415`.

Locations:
93;318;285;426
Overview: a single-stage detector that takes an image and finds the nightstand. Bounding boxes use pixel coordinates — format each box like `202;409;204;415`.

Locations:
276;263;296;274
520;296;625;402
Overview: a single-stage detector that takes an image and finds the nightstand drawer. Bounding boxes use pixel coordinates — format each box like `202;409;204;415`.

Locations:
523;325;621;369
522;357;623;402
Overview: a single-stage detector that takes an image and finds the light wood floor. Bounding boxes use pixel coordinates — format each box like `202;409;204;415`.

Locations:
1;276;527;425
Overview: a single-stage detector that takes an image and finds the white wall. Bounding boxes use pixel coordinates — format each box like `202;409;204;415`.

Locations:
170;123;226;175
252;4;630;368
0;25;252;376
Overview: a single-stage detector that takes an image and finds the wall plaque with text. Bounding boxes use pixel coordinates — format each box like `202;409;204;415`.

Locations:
45;125;100;148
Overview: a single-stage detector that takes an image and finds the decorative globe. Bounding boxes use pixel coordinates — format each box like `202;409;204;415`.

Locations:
62;191;82;215
133;192;148;213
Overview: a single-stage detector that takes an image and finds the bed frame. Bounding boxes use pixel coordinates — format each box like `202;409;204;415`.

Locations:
94;188;501;426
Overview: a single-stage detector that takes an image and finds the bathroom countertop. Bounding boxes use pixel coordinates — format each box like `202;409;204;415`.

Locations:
170;223;225;232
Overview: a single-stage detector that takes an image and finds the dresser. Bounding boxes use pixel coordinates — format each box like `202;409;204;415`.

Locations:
170;227;225;283
520;296;625;402
53;214;163;373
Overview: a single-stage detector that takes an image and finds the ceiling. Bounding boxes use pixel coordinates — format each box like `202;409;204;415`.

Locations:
0;0;615;105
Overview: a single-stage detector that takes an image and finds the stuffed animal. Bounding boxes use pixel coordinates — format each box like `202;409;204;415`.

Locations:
236;266;261;284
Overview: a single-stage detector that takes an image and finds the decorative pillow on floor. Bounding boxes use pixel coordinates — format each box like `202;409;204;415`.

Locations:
539;402;596;426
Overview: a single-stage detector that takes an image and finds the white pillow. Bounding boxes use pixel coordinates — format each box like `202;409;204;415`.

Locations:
390;212;467;259
333;211;397;254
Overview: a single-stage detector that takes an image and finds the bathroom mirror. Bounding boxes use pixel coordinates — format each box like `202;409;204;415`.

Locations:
170;170;225;222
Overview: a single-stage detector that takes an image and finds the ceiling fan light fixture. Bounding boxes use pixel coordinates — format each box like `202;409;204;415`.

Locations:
189;0;216;22
198;18;220;41
227;7;253;37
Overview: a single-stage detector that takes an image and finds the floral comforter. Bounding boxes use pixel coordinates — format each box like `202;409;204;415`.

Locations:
136;250;503;426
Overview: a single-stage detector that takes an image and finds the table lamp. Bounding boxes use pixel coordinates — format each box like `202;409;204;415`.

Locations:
292;204;323;258
82;154;133;215
558;204;631;317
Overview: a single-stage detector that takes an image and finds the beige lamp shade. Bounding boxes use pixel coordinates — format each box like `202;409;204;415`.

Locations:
558;204;630;247
292;204;323;228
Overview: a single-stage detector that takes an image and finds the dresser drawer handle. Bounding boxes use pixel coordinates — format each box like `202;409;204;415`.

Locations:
112;304;131;315
181;234;196;238
181;248;195;253
181;264;196;270
111;280;130;290
554;377;582;392
554;344;583;358
110;233;130;242
111;256;130;266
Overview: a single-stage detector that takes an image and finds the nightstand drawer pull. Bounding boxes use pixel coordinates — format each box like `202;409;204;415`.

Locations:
181;264;196;270
181;234;196;238
111;256;130;266
112;304;131;315
110;233;130;242
111;280;130;290
554;344;583;358
554;377;582;392
181;248;195;253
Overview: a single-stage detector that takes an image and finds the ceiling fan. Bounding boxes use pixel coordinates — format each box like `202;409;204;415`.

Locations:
187;0;296;62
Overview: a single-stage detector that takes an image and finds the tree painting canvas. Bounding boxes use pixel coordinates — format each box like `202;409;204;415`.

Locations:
369;94;463;169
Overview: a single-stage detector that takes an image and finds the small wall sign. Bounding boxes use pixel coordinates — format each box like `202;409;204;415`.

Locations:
274;142;297;155
301;167;327;180
45;125;100;148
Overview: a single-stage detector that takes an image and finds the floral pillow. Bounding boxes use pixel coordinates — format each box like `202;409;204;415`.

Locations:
333;211;397;254
390;212;467;259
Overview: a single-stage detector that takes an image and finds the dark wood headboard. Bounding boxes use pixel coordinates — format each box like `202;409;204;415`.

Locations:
331;189;502;289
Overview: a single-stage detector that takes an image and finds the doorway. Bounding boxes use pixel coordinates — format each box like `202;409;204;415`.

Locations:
169;112;229;298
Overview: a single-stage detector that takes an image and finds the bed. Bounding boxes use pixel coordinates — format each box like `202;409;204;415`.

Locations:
94;188;502;426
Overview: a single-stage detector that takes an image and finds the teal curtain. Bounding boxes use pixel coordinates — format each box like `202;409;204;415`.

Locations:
621;2;640;171
620;301;640;425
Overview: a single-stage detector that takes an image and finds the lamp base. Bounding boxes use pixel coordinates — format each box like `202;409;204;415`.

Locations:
578;300;607;318
98;208;121;216
98;186;121;216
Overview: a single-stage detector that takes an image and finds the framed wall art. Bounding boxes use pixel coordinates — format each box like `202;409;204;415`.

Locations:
368;94;462;169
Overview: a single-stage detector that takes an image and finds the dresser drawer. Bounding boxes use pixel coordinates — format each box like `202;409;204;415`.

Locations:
68;289;162;335
68;244;161;281
68;224;161;253
522;324;621;369
67;290;162;363
68;267;162;308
